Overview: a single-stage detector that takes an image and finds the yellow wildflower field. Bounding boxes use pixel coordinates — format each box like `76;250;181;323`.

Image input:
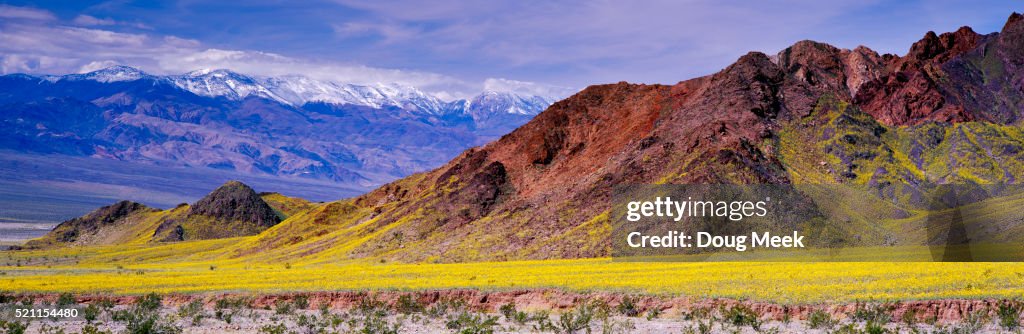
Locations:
1;252;1021;304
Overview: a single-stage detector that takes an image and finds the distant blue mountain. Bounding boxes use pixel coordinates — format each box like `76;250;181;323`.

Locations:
0;66;556;187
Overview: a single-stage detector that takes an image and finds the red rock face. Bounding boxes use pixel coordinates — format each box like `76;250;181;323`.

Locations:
851;17;1024;126
338;13;1024;261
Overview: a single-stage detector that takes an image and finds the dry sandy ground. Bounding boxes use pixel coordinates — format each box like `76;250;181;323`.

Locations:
8;307;1009;334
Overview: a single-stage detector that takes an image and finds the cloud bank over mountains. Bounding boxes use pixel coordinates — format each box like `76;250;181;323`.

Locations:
0;4;571;101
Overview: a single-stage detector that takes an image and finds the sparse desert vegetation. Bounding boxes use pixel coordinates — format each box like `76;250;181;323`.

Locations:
1;291;1023;333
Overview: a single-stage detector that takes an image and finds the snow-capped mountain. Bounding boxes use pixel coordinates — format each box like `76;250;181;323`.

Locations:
60;65;150;83
170;69;290;105
464;91;555;116
258;76;447;114
0;65;565;192
42;66;555;117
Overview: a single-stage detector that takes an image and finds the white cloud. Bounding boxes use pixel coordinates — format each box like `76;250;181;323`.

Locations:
0;5;518;100
72;15;116;26
0;5;55;21
78;60;122;73
483;78;575;99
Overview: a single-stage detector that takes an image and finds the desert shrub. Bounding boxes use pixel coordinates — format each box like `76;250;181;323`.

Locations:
118;310;181;334
681;322;710;334
530;310;557;332
426;297;464;317
0;320;27;334
645;308;662;320
998;301;1021;330
851;303;893;324
808;309;836;329
864;322;890;334
214;308;234;324
558;303;595;334
446;311;499;334
723;304;761;330
682;307;713;321
55;293;75;308
395;294;423;314
37;324;65;334
362;312;401;334
177;300;204;326
97;298;115;310
110;294;180;334
178;300;202;318
831;323;860;334
135;293;162;312
900;309;918;326
215;296;250;310
80;324;112;334
83;304;101;323
616;296;639;317
273;300;292;315
499;302;517;319
258;323;287;334
292;295;309;310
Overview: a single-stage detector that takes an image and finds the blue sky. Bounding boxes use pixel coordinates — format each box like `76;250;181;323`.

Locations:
0;1;1020;99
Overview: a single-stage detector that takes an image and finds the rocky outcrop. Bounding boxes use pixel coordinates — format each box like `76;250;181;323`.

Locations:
189;181;281;228
154;181;282;241
24;200;155;248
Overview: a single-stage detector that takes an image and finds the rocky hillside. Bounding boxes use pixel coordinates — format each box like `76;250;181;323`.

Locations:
27;182;310;248
25;14;1024;263
153;181;282;241
23;201;157;248
229;13;1024;263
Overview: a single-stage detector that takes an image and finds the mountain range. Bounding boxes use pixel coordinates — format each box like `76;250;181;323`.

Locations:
0;66;556;186
23;13;1024;263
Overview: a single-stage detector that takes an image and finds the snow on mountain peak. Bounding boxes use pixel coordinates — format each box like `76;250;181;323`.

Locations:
468;90;554;115
68;65;149;83
26;65;558;116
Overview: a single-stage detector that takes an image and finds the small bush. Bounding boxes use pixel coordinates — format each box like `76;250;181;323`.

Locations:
558;303;595;334
998;301;1021;330
851;303;893;324
499;302;517;319
864;321;890;334
446;311;498;334
617;296;639;317
723;304;761;330
215;296;250;310
258;323;287;334
37;324;65;334
56;293;76;307
0;320;27;334
362;312;401;334
97;298;115;310
135;293;162;312
292;295;309;310
395;294;423;314
530;310;557;332
645;308;662;320
80;324;112;334
426;297;464;317
808;309;836;330
115;307;181;334
83;304;101;323
274;300;292;315
901;309;918;326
